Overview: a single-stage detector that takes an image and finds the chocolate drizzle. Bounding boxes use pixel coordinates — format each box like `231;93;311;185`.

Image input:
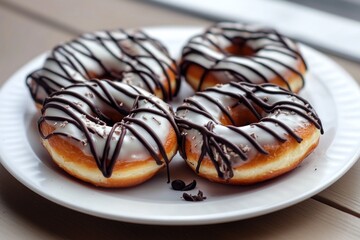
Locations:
27;29;178;105
180;22;307;92
175;82;323;180
38;80;178;180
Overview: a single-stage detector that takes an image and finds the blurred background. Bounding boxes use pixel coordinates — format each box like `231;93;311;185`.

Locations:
152;0;360;62
1;0;359;83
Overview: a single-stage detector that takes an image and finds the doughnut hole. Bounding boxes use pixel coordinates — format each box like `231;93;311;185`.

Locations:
88;70;123;82
225;103;262;126
224;37;255;57
95;102;129;126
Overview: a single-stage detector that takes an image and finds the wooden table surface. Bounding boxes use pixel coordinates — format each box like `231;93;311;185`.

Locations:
0;0;359;239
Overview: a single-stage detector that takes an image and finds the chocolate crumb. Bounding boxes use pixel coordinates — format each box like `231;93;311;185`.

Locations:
59;121;68;128
250;133;257;139
171;179;185;191
152;116;161;125
171;179;197;191
80;139;88;146
182;180;197;191
182;191;207;202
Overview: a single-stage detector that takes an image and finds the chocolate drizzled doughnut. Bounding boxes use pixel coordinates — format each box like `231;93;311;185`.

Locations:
180;22;307;93
38;80;179;187
27;28;179;106
175;82;323;184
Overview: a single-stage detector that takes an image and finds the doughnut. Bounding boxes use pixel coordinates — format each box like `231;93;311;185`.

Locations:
180;22;307;93
175;82;323;185
38;80;179;187
26;28;179;107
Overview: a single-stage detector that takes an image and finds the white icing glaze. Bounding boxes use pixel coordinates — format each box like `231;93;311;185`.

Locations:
27;29;177;104
180;22;306;91
39;80;176;177
176;82;322;176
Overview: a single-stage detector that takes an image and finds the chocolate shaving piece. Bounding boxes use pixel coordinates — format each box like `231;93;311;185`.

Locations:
182;180;197;191
182;191;207;202
171;180;185;191
171;179;197;191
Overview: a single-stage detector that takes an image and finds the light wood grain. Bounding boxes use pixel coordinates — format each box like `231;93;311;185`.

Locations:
2;0;209;32
327;54;360;85
0;3;73;81
316;160;360;217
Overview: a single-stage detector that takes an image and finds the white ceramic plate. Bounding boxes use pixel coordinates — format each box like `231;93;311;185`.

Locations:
0;27;359;225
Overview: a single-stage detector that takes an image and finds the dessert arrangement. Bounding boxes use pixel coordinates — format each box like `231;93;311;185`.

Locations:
26;22;323;190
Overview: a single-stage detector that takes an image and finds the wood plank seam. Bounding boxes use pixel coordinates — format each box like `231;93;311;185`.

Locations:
313;195;360;218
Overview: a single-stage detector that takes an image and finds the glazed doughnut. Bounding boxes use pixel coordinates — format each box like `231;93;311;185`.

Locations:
27;28;178;107
176;82;323;185
38;80;179;187
180;22;307;93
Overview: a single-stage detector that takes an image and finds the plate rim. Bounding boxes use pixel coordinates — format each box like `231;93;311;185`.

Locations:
0;26;360;225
